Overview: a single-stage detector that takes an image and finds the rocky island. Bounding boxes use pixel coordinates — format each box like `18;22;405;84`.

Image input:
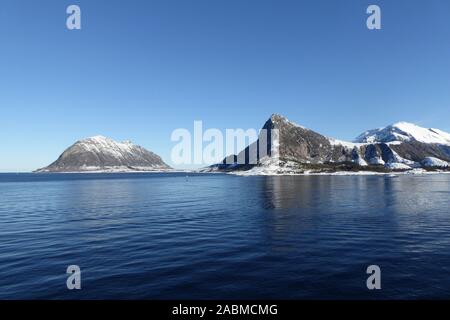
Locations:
36;136;171;173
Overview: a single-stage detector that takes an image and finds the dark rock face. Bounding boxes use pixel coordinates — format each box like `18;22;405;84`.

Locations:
378;143;396;163
389;141;450;162
439;145;450;158
363;144;384;165
219;114;352;166
213;114;450;173
268;114;337;163
36;136;170;172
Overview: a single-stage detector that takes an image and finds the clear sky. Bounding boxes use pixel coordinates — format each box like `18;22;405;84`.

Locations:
1;0;450;171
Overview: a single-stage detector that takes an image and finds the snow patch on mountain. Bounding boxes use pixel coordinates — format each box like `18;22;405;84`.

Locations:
77;136;138;159
328;137;364;149
385;162;412;170
367;156;385;165
421;157;449;168
351;147;368;166
390;149;416;166
232;157;302;176
355;122;450;145
381;149;419;170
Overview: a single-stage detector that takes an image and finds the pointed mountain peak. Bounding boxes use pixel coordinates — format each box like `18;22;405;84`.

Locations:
266;113;306;130
269;113;288;121
391;121;416;127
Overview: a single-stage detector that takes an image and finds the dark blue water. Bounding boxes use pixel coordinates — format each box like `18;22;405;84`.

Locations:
1;172;450;299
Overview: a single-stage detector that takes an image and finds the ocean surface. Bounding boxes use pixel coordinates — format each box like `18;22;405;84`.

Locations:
1;172;450;299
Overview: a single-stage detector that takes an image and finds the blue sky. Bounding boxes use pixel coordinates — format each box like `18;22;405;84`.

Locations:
1;0;450;171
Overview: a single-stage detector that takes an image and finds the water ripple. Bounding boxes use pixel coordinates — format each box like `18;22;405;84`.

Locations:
1;173;450;299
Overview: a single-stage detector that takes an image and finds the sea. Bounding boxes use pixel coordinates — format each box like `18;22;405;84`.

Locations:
1;172;450;299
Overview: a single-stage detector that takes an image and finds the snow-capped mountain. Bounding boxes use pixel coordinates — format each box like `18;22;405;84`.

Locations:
36;136;171;172
210;114;450;175
354;122;450;145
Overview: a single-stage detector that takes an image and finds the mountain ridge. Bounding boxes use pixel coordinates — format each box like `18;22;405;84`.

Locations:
210;114;450;174
36;135;171;173
354;121;450;145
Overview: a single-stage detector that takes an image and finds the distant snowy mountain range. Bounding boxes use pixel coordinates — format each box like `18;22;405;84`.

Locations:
36;136;171;172
36;115;450;174
209;114;450;175
354;121;450;145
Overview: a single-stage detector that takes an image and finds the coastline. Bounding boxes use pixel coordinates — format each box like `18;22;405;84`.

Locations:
229;169;450;177
19;168;450;176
